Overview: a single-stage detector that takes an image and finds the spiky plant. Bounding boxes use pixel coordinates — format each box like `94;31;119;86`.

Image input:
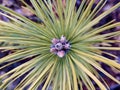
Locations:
0;0;120;90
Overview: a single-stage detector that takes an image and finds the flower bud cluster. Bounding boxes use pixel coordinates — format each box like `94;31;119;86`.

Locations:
50;36;71;58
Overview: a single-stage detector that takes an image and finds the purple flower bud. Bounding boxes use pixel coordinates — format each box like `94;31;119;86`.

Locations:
60;35;66;43
57;50;65;58
50;48;57;54
55;43;63;50
64;43;70;49
52;38;59;44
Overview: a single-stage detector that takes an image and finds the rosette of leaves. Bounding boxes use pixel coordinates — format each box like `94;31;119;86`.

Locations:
0;0;120;90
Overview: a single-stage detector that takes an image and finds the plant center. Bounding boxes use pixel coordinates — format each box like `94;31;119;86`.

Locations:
50;36;71;58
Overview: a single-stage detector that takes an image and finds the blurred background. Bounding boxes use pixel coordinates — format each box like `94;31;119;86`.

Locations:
0;0;120;90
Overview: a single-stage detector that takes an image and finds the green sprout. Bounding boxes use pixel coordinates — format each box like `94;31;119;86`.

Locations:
0;0;120;90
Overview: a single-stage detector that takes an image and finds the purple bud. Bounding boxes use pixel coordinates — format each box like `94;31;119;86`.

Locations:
55;43;63;50
52;38;59;44
64;43;70;49
50;48;57;54
57;50;65;58
60;35;66;43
